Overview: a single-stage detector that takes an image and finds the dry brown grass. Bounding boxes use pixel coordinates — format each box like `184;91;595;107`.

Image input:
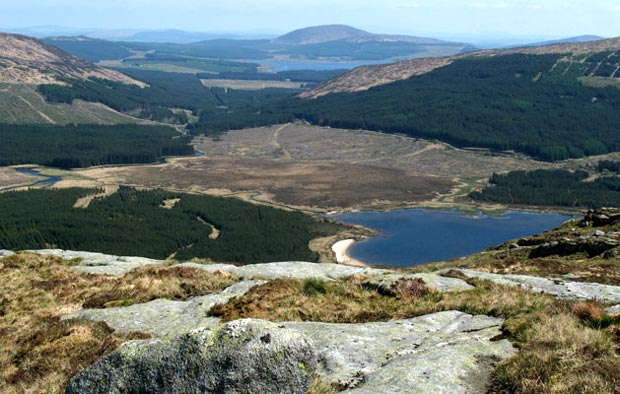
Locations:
491;313;620;394
209;276;559;324
308;375;340;394
414;244;620;286
573;302;605;327
210;275;620;393
0;253;238;393
81;265;237;308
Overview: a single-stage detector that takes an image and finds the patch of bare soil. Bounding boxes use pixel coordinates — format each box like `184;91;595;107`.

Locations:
160;198;181;210
73;185;119;208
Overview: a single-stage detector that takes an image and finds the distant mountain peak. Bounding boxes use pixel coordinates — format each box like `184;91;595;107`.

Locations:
0;33;144;86
272;24;463;48
273;25;373;45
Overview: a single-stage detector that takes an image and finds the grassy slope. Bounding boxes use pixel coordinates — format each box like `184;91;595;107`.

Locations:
0;254;237;393
0;83;146;125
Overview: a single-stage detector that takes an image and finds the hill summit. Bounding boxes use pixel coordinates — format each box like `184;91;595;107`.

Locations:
272;24;450;46
273;25;372;45
0;33;144;86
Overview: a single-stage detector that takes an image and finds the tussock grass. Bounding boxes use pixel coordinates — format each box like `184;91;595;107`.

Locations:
3;252;620;393
210;276;558;324
210;276;620;393
82;265;238;308
303;278;328;296
491;313;620;394
0;253;238;393
309;375;340;394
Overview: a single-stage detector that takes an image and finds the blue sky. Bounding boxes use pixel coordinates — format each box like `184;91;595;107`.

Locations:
2;0;619;39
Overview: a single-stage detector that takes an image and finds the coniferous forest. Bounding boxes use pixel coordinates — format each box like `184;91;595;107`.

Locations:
470;169;620;208
0;187;341;263
189;53;620;161
0;124;194;169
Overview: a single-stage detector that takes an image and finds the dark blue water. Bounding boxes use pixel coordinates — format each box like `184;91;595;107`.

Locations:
332;209;574;267
259;59;389;72
15;168;62;187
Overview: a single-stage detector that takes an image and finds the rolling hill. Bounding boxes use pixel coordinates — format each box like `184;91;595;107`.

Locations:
0;33;153;124
0;33;144;86
301;36;620;98
270;25;475;60
188;37;620;162
285;37;620;161
43;25;475;64
272;24;452;46
520;35;605;48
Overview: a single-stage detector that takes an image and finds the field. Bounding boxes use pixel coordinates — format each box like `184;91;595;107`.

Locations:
0;83;147;125
30;124;550;212
201;79;308;90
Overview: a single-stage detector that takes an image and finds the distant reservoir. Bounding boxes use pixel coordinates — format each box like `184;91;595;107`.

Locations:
332;209;575;268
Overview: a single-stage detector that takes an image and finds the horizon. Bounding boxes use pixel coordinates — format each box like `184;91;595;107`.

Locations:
2;0;619;43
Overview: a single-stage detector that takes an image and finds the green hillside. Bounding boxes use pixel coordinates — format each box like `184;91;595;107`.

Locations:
291;53;620;161
195;51;620;161
0;83;146;125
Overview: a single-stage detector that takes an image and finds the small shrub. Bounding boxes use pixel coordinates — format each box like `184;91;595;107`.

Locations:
383;278;431;299
303;278;328;296
573;302;605;327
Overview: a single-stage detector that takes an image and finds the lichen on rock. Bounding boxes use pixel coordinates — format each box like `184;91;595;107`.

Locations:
62;280;264;336
65;319;317;394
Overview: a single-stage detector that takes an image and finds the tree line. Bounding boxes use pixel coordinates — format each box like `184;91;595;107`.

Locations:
0;187;341;264
0;124;194;169
470;169;620;208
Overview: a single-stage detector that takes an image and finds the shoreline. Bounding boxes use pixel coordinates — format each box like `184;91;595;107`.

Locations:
331;239;369;268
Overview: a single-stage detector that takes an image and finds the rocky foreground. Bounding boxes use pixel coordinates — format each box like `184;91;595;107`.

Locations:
3;238;620;393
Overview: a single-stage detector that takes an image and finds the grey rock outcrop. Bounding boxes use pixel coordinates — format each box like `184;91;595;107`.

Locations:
284;311;514;393
528;238;618;258
27;249;163;276
363;273;473;295
21;249;394;278
174;261;392;281
604;304;620;315
65;319;317;394
446;269;620;303
0;249;15;258
63;280;263;336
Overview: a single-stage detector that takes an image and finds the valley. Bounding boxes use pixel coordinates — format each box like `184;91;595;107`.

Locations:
2;123;549;213
2;20;620;394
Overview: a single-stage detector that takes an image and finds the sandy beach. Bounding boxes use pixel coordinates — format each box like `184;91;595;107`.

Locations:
331;239;368;267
